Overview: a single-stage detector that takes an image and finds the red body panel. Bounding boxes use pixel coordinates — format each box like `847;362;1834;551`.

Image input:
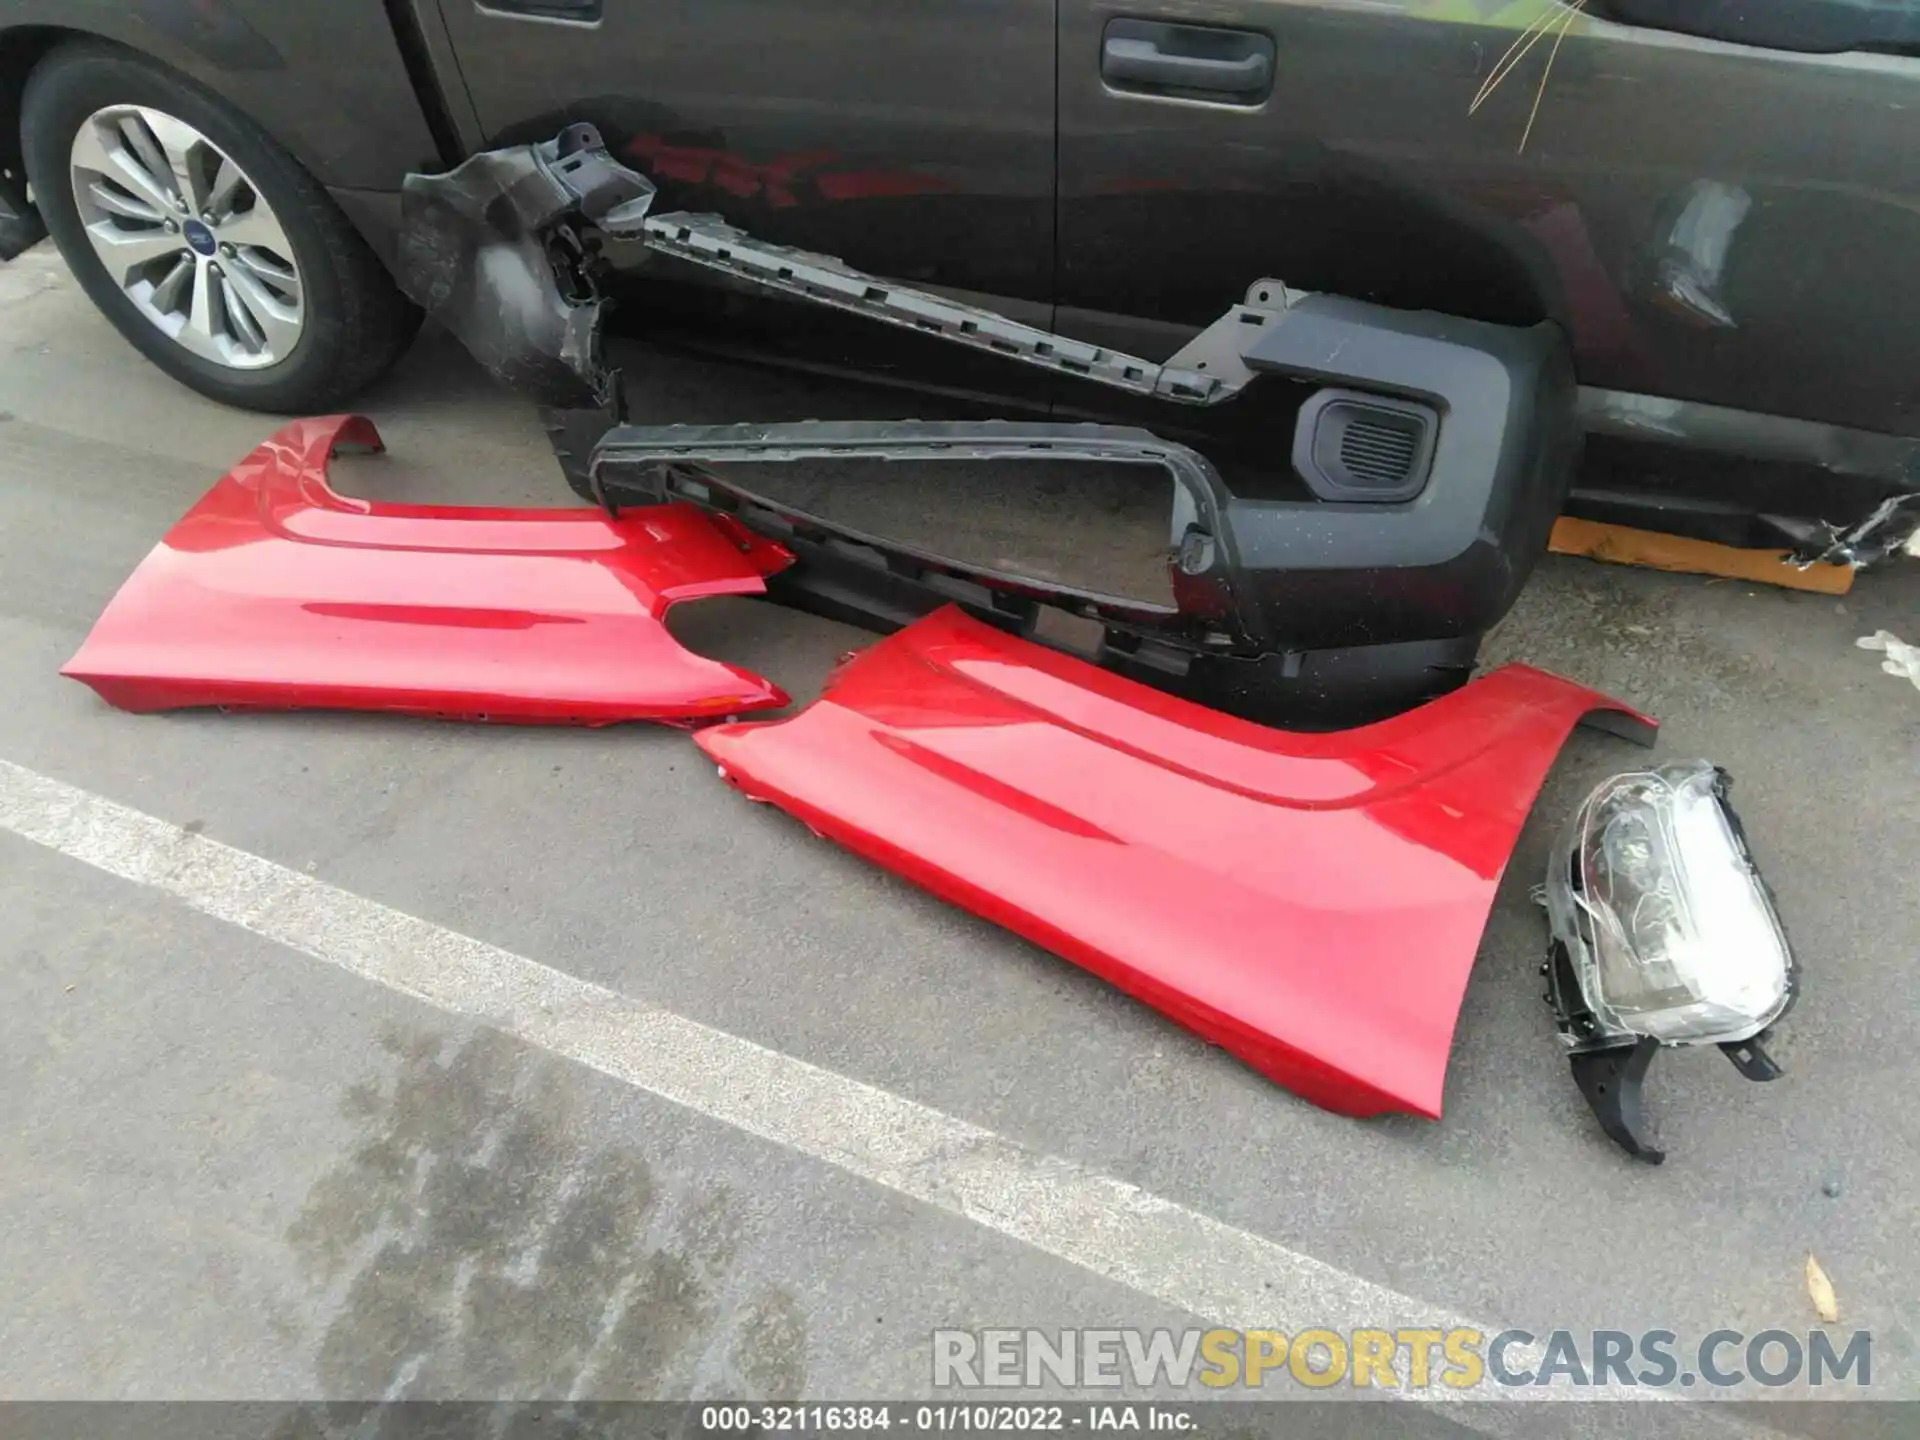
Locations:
697;608;1655;1119
64;416;792;723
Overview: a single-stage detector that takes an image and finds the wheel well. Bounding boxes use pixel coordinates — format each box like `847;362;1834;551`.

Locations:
0;27;74;197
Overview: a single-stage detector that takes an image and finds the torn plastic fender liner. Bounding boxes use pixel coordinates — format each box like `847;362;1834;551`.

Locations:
62;416;791;723
396;124;656;410
697;607;1655;1119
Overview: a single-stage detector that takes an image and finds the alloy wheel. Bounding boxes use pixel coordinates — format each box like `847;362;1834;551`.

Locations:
68;104;304;369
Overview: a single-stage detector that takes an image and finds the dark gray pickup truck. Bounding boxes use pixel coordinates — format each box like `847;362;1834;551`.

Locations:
2;0;1918;560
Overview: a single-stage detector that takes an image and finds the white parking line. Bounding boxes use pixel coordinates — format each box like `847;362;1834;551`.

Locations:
1;756;1753;1426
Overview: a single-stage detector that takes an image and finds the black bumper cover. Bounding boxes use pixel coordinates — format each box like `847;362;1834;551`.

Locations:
593;293;1576;728
399;126;1578;725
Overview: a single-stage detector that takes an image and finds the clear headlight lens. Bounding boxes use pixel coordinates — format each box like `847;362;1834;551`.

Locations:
1546;761;1792;1046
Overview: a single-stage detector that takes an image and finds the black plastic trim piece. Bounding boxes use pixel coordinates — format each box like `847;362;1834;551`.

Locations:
590;420;1243;647
1293;388;1438;503
635;212;1217;401
1569;1038;1665;1166
1720;1035;1784;1082
588;414;1566;726
397;128;1583;720
1230;301;1579;651
1180;636;1482;727
1242;298;1571;565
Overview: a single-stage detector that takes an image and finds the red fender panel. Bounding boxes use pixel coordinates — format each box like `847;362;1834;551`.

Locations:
63;416;791;723
696;607;1656;1119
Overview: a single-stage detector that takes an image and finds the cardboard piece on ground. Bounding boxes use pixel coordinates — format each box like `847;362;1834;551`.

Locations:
1548;516;1855;594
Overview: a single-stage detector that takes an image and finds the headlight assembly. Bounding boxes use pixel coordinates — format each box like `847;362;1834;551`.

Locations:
1542;761;1797;1163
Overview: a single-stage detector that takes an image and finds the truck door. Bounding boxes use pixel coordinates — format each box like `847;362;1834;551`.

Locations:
1054;0;1920;439
431;0;1058;329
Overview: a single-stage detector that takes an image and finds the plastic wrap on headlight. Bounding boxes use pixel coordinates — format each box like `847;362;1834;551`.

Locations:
1542;761;1797;1164
1546;761;1792;1045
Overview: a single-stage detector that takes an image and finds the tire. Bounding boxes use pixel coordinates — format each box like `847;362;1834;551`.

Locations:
22;40;420;413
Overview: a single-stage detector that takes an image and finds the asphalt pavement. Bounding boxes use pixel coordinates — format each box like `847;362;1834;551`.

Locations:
2;243;1918;1435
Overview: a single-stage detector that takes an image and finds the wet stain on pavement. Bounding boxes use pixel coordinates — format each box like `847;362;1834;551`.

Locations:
286;1026;808;1403
733;1289;810;1400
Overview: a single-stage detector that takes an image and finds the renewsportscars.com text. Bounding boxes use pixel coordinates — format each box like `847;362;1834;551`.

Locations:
931;1327;1871;1392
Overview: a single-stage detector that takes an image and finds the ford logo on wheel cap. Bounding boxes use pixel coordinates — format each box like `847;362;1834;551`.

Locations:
182;219;217;257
